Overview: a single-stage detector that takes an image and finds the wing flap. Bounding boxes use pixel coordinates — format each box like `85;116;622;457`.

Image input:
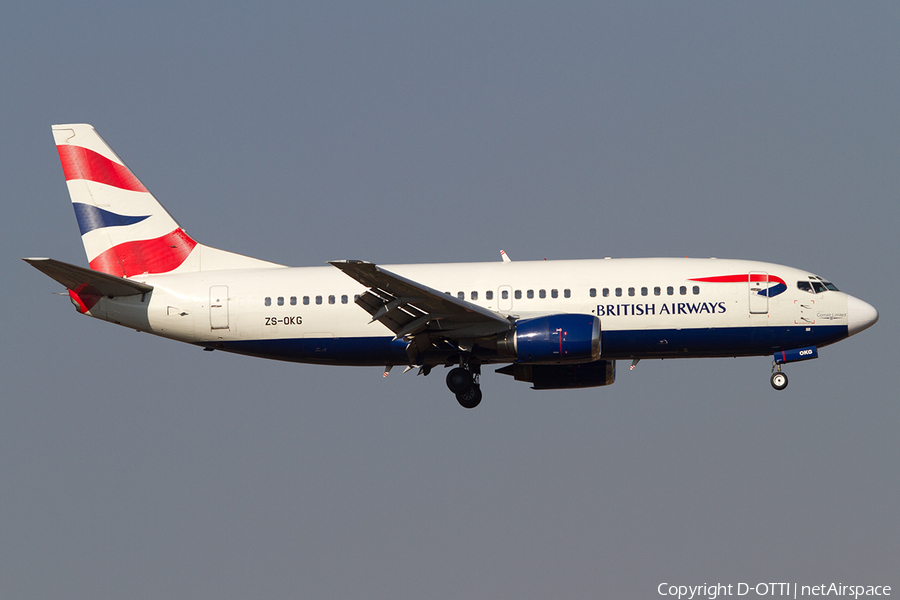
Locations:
329;260;510;341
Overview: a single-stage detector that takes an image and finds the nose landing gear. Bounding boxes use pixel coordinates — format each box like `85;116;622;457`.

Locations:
446;359;482;408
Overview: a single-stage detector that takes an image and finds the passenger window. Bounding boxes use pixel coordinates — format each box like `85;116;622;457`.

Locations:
602;288;609;298
277;296;284;306
588;288;595;298
457;291;464;300
564;289;571;298
667;286;674;295
641;287;648;296
290;296;297;306
654;286;661;296
316;295;322;305
680;286;687;295
341;295;348;304
551;289;559;299
501;290;508;300
615;288;622;297
265;297;272;307
515;290;522;300
471;291;478;301
354;294;360;301
486;290;494;300
303;296;310;305
628;287;635;297
527;290;534;299
328;295;335;304
692;286;700;295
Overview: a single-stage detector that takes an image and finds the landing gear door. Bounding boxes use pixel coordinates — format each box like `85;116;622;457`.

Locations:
210;285;230;330
749;272;769;314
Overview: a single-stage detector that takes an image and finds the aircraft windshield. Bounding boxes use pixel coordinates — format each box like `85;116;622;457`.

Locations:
797;276;840;294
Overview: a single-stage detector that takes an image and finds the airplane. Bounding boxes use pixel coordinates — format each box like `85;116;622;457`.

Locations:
25;124;879;408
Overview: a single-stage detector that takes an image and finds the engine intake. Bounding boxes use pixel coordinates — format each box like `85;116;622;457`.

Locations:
497;314;600;364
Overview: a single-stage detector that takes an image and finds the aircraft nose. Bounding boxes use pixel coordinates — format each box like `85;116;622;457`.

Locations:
847;295;879;336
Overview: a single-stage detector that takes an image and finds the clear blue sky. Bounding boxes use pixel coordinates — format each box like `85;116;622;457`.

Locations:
3;3;898;598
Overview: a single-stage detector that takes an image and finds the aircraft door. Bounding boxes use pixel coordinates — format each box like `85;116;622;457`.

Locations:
749;272;769;314
210;285;230;330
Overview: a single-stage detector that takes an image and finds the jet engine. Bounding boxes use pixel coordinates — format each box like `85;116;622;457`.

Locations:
495;314;600;364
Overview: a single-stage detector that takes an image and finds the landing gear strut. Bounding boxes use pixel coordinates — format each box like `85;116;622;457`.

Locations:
770;365;789;391
446;359;482;408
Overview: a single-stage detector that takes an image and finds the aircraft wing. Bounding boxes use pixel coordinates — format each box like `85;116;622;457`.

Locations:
329;260;512;343
23;257;153;296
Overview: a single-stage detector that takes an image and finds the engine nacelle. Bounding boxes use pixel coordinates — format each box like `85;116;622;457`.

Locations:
774;346;818;364
497;314;600;364
497;360;616;389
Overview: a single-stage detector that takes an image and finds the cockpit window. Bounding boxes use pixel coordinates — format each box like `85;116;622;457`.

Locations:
799;276;840;293
814;275;839;291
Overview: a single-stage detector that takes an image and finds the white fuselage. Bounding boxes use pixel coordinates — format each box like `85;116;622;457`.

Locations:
81;257;859;367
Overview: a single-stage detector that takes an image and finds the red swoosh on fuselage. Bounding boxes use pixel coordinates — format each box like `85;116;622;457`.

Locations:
689;274;786;286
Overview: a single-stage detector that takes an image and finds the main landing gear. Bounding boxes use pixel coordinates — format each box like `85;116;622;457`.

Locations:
770;364;789;391
446;360;482;408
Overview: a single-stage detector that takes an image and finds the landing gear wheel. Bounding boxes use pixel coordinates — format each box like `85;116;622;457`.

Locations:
456;385;482;409
770;372;788;391
446;367;473;394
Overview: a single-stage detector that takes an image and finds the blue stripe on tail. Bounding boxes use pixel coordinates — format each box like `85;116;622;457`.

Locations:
73;203;149;235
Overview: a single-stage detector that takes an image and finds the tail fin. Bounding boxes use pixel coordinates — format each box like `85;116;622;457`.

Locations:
52;124;282;276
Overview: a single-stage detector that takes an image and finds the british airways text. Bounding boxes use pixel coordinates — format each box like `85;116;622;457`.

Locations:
597;302;727;317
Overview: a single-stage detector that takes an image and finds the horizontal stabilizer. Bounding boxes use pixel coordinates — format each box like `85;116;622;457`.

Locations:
23;257;153;297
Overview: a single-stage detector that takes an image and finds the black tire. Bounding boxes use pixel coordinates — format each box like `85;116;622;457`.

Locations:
446;367;473;394
456;385;482;409
770;372;789;391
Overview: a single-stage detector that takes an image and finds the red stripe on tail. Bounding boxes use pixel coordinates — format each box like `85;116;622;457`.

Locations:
89;229;197;277
57;145;149;193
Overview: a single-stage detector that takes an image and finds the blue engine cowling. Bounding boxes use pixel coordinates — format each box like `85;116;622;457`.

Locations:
497;314;601;364
774;346;818;364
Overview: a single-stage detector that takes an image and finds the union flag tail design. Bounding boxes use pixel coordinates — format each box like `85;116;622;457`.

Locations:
53;124;196;277
52;124;282;275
